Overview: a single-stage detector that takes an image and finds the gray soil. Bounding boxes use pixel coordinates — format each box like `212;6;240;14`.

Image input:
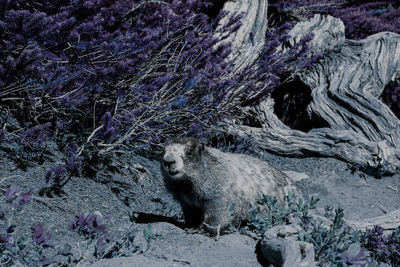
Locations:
261;152;400;221
1;142;399;266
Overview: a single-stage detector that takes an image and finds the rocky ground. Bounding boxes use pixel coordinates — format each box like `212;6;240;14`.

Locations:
1;142;399;266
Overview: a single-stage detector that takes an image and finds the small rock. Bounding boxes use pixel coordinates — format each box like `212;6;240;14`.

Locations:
260;233;316;267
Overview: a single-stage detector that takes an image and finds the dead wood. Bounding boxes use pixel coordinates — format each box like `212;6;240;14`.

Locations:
217;4;400;176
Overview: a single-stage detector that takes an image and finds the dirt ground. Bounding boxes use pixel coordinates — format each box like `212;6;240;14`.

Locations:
1;143;399;265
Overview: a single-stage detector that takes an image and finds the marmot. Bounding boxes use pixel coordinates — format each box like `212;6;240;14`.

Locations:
161;137;296;235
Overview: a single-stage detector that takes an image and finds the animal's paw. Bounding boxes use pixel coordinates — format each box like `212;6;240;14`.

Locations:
184;227;206;235
202;222;221;240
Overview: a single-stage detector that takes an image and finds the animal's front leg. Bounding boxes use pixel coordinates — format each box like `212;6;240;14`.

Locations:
181;202;204;228
202;202;233;238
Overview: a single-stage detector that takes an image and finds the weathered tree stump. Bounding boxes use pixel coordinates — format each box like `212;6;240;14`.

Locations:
218;0;400;177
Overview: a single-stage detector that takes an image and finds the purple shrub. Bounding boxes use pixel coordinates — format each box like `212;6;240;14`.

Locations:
17;123;53;150
95;112;119;143
13;189;32;209
45;165;67;184
0;0;236;158
5;184;20;203
329;1;400;40
0;0;322;186
362;226;400;265
65;144;83;172
31;224;54;248
45;144;83;186
69;212;108;238
5;184;32;208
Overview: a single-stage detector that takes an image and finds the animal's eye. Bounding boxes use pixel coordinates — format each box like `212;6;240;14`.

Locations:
186;149;192;156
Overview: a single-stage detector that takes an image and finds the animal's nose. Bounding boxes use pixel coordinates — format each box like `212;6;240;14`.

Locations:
163;159;175;168
163;154;175;168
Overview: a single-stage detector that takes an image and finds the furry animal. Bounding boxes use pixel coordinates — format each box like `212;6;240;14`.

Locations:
161;137;296;235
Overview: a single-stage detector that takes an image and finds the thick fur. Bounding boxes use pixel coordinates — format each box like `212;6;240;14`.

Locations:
161;138;295;234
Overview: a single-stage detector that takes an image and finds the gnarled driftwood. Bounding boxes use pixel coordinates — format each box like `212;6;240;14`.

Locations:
218;6;400;176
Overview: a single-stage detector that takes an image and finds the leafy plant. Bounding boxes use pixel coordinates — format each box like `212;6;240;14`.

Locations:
45;144;83;189
0;184;57;266
0;0;321;190
68;212;108;238
298;206;364;266
247;192;319;236
95;226;138;259
143;223;155;252
69;212;140;261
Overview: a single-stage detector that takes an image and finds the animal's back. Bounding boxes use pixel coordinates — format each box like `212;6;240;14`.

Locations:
205;148;290;219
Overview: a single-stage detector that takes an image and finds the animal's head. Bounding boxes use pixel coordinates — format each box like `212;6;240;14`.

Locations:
161;138;205;179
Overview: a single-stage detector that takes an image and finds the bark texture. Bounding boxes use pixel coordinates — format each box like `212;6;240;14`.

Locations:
218;8;400;176
217;0;268;71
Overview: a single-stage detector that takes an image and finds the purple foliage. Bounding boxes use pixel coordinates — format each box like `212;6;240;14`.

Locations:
45;144;83;185
0;0;321;186
5;184;32;208
17;123;53;150
0;0;236;155
329;1;400;40
5;184;20;203
95;112;119;142
362;225;400;265
65;144;83;172
13;189;32;209
45;165;67;184
69;212;108;237
31;224;54;248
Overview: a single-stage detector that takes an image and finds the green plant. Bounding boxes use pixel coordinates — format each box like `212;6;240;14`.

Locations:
298;207;367;266
143;223;155;252
247;192;319;236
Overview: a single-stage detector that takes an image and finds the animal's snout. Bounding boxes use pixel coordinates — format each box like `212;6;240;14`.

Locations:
161;149;183;178
162;154;176;168
163;158;175;168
